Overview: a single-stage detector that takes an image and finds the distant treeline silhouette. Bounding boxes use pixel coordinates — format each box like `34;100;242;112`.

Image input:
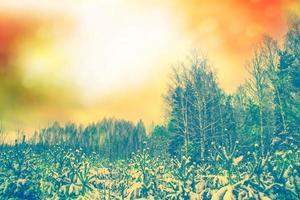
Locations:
30;118;147;161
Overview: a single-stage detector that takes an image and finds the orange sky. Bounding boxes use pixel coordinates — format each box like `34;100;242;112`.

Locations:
0;0;298;134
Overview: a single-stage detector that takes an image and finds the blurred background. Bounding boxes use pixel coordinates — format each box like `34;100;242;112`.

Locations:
0;0;299;135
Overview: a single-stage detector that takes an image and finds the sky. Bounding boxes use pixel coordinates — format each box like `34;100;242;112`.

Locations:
0;0;299;135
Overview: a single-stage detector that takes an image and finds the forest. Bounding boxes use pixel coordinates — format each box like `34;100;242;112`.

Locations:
0;17;299;200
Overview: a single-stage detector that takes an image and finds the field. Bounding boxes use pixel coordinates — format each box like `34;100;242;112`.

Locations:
0;141;299;200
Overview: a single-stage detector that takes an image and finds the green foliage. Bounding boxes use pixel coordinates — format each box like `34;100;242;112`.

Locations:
0;144;299;199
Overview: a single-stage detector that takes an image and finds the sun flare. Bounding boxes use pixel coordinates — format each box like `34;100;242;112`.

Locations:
67;1;176;101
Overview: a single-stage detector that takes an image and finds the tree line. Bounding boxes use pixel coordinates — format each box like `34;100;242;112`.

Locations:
160;17;299;162
30;118;146;161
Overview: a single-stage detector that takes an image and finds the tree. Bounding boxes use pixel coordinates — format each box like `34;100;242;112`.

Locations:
166;55;234;161
133;120;147;151
245;45;275;157
166;65;191;158
148;125;170;157
271;17;300;151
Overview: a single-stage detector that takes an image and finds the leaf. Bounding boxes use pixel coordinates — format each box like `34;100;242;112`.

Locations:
211;186;228;200
223;186;235;200
259;192;272;200
16;178;27;186
217;176;229;185
233;156;243;166
59;185;67;194
190;191;201;200
69;184;73;195
125;182;142;199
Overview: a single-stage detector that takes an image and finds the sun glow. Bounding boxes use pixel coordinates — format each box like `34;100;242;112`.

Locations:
66;1;176;102
1;1;179;102
0;0;297;130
